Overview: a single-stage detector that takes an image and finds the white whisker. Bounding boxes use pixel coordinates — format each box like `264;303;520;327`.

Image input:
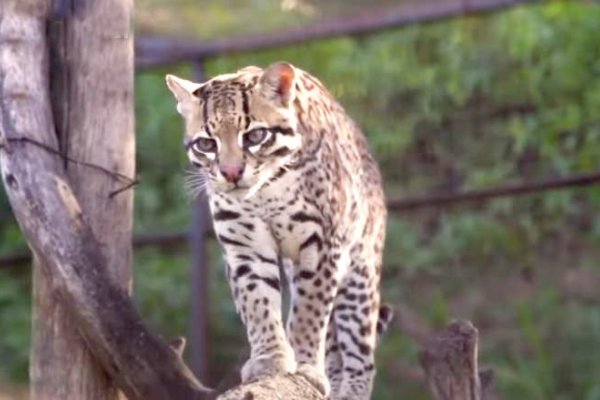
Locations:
183;168;210;200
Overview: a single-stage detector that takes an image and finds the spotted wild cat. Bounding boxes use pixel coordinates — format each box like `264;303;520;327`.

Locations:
166;62;391;400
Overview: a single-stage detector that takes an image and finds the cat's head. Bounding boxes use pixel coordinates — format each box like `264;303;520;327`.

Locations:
165;62;302;198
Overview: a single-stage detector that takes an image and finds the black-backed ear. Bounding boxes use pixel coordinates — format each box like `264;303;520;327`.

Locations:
165;74;203;115
258;62;296;107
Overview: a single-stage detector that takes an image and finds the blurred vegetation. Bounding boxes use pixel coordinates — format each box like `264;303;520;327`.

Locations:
2;1;600;398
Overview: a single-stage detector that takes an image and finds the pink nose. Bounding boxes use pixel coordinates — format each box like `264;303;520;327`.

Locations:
219;164;244;183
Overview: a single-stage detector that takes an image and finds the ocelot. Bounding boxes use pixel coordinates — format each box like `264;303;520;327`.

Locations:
166;62;391;400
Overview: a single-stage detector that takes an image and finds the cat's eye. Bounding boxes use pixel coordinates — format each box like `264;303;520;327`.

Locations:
192;137;217;153
243;129;269;147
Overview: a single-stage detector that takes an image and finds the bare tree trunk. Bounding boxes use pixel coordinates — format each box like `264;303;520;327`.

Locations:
28;0;134;399
58;0;135;289
31;263;120;400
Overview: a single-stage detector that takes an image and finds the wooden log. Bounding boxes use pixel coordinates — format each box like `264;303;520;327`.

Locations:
419;320;493;400
216;374;324;400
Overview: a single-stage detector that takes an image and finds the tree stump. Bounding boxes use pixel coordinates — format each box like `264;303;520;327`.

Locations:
419;320;493;400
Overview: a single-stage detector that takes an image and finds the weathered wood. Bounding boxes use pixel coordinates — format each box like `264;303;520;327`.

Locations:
0;3;211;400
58;0;135;288
27;0;136;398
216;374;324;400
419;320;492;400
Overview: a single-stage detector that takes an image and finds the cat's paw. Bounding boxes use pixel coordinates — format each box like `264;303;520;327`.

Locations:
240;350;297;383
297;363;331;396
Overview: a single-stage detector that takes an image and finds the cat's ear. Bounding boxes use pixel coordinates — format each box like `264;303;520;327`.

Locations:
165;74;203;115
258;62;296;107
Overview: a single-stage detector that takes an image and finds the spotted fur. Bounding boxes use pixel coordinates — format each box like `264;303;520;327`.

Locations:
166;62;388;399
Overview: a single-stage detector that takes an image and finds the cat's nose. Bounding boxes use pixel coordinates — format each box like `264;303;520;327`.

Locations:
219;163;245;183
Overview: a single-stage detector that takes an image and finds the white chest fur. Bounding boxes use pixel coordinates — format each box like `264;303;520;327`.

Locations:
210;167;320;264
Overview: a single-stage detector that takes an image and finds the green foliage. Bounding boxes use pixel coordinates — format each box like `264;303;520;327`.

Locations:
0;269;30;382
133;249;191;337
135;68;194;231
1;2;600;398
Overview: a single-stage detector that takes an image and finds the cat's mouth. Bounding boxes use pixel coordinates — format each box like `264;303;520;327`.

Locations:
228;179;267;200
213;176;265;199
225;182;251;193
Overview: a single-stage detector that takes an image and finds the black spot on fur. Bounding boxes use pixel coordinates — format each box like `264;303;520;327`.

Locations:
299;232;323;251
218;234;248;247
298;270;315;280
290;211;321;224
234;264;251;281
239;222;254;231
213;209;241;221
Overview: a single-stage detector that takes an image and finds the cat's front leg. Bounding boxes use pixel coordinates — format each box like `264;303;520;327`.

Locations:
213;214;296;382
286;234;344;396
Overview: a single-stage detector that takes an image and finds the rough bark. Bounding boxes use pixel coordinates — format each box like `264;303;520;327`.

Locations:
419;320;493;400
57;0;135;288
0;2;211;400
216;374;324;400
25;0;135;398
